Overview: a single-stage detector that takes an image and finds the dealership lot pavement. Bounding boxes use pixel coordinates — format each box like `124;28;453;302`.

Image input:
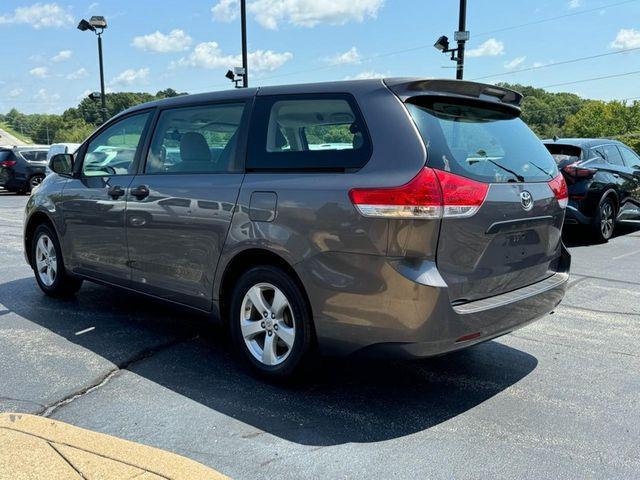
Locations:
1;189;639;479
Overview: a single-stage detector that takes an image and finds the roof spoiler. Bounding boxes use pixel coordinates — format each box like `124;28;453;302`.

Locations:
384;78;523;110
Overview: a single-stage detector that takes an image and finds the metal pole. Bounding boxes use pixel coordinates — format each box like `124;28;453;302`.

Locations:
240;0;248;87
97;33;107;123
456;0;467;80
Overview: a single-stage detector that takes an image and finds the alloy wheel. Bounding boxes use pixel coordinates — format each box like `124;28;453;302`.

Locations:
35;234;57;287
30;175;44;189
600;202;614;239
240;283;296;366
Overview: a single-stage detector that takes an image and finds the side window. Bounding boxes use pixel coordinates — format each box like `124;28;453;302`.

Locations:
619;146;640;169
21;151;36;161
601;144;624;166
145;103;245;174
248;94;372;171
35;151;48;162
82;112;151;176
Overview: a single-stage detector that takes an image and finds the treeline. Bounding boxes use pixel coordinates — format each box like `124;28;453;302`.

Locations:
1;85;639;152
500;83;640;151
0;88;186;145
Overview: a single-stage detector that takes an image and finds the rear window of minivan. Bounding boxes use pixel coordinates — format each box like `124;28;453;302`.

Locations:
406;97;558;183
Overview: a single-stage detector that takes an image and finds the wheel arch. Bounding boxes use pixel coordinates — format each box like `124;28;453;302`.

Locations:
600;187;619;215
218;248;312;328
24;211;58;268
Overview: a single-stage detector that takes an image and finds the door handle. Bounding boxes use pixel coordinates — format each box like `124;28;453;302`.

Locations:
107;185;125;199
612;173;620;178
130;184;150;200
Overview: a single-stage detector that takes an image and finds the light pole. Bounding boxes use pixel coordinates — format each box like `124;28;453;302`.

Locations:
78;16;108;123
225;0;248;88
434;0;469;80
240;0;248;88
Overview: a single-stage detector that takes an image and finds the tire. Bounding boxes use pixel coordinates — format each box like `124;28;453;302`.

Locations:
28;174;45;192
591;196;616;243
31;224;83;297
229;265;316;379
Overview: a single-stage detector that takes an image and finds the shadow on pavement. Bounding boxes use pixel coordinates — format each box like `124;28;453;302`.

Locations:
562;222;640;247
0;276;538;446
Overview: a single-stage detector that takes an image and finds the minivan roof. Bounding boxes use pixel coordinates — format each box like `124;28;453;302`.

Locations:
119;78;523;118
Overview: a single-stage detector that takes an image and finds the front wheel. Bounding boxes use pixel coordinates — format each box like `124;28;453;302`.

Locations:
31;224;83;297
229;266;316;379
591;196;616;243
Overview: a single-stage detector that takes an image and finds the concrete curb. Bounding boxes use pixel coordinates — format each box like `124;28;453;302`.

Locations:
0;413;229;479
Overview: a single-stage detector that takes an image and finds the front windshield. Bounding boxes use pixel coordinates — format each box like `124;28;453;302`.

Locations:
406;98;558;183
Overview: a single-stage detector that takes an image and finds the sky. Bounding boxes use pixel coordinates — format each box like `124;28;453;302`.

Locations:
0;0;639;114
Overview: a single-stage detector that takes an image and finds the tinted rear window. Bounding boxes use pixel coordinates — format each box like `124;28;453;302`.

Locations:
0;151;11;162
544;144;583;164
406;97;557;183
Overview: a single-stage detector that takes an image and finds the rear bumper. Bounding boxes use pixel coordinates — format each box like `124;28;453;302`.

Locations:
298;245;570;358
564;203;591;225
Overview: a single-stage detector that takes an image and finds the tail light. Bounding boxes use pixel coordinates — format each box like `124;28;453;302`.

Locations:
0;160;17;168
562;162;596;179
349;168;489;219
548;174;569;209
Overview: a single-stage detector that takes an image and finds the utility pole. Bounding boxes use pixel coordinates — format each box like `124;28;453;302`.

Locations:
78;16;108;123
240;0;248;87
456;0;467;80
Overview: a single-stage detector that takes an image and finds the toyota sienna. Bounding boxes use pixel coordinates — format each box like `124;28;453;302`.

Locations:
24;79;571;378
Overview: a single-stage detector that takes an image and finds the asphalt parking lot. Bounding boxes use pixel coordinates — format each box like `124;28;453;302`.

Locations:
1;189;639;479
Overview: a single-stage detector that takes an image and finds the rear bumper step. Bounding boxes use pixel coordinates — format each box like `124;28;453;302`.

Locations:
452;272;569;314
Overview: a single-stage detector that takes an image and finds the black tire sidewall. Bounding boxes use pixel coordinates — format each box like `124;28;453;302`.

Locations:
229;266;313;378
592;196;615;243
31;224;74;295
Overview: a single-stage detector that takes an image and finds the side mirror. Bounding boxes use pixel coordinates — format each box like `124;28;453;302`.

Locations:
49;153;74;177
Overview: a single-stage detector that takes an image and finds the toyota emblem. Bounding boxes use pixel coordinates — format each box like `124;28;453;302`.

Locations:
520;191;533;211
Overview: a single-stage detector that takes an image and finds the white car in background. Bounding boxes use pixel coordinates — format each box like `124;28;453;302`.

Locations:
45;143;81;176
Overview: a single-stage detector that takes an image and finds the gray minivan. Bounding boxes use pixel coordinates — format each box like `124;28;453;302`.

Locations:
24;79;570;378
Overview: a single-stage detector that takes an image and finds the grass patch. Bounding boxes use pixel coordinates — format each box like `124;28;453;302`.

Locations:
0;122;32;144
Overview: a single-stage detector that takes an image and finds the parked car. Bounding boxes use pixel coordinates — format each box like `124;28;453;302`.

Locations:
24;79;570;378
0;145;50;193
45;143;81;177
544;138;640;242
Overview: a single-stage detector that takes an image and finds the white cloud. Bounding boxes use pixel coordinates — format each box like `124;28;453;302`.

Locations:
52;49;72;62
132;29;193;53
345;70;385;80
175;41;292;72
326;46;361;65
0;3;74;29
88;2;99;11
466;38;505;58
247;0;384;29
110;68;150;86
66;67;89;80
33;88;60;102
610;28;640;49
211;0;239;22
8;88;23;98
29;66;48;78
568;0;582;8
504;56;526;70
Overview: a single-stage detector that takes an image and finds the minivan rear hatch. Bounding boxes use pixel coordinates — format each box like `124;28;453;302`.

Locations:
401;88;567;303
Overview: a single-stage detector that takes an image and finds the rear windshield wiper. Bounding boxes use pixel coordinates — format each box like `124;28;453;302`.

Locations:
486;159;525;182
528;160;554;179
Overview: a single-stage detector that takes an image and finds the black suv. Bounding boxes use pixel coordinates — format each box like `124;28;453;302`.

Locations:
0;146;50;193
544;138;640;242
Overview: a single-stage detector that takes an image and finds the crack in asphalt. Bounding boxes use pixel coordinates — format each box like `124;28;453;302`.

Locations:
38;335;198;418
559;304;640;317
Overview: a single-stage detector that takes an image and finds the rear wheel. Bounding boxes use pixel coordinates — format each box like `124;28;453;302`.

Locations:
229;266;315;379
29;174;45;191
591;196;616;243
31;224;83;297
